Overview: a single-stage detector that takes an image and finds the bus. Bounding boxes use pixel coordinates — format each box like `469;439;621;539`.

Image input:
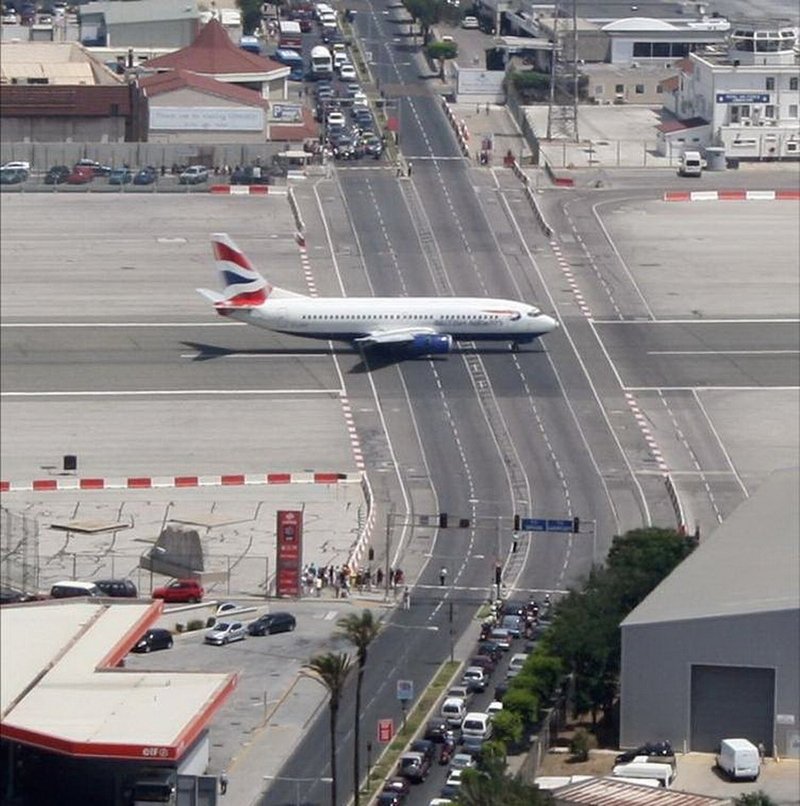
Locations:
274;48;305;81
278;20;303;49
310;45;333;79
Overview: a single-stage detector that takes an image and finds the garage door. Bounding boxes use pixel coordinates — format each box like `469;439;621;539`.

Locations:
691;665;774;753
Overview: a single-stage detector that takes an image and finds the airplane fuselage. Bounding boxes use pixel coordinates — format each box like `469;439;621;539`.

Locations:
220;296;558;343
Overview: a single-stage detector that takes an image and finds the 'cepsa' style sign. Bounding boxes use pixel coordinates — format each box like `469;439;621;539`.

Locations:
276;510;303;597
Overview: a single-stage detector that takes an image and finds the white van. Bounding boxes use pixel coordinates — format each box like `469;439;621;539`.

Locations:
612;761;674;787
440;696;466;728
50;580;101;599
716;738;761;781
678;150;704;177
461;712;492;740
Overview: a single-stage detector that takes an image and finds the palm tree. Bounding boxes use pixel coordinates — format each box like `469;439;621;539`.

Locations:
336;610;381;806
302;652;352;806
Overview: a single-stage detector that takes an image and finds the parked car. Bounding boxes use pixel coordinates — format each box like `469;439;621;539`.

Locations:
204;621;246;645
179;164;209;184
50;580;101;598
95;578;138;598
152;578;204;603
44;165;70;184
615;740;674;765
0;167;27;185
74;158;111;176
131;627;173;653
247;611;296;636
108;167;134;185
66;165;94;185
398;751;430;783
133;166;158;185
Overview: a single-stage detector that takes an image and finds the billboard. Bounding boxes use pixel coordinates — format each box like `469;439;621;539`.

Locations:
149;106;265;131
276;510;303;597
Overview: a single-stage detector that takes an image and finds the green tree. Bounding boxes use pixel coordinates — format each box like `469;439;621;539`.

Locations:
501;686;539;724
302;652;353;806
491;709;524;749
427;40;458;79
236;0;266;35
403;0;441;45
336;610;380;806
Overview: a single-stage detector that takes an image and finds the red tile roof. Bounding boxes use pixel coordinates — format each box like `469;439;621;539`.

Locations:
144;19;283;75
140;69;267;107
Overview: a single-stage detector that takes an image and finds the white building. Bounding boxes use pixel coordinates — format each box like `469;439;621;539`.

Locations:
663;23;800;159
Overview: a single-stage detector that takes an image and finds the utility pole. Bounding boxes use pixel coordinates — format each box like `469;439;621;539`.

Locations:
546;0;580;142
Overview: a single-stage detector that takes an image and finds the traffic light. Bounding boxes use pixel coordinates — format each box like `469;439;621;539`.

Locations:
513;514;520;532
459;518;470;528
572;516;580;534
439;512;448;529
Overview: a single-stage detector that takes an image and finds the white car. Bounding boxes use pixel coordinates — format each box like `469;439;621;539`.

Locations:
338;62;356;80
449;752;475;770
462;15;479;28
179;164;209;184
204;621;246;645
486;700;504;716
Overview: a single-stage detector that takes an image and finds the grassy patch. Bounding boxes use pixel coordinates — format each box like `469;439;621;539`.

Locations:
363;661;460;798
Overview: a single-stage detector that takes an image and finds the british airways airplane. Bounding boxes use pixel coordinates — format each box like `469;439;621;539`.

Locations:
198;233;559;354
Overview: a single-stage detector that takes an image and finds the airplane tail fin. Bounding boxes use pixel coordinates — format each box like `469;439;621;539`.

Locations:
198;232;305;309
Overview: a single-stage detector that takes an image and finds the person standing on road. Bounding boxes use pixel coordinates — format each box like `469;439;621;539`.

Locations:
439;567;447;586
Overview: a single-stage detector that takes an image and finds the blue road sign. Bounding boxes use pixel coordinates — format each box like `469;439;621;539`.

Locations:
546;519;574;532
521;518;547;531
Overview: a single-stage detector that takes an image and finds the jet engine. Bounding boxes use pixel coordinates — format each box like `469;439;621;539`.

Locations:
409;334;453;355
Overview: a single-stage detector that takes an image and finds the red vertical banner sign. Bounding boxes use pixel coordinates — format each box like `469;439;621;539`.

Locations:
276;510;303;597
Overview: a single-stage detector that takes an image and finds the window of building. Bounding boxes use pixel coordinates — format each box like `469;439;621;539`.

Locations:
764;105;775;118
635;84;645;94
766;77;775;91
789;105;798;118
790;77;798;91
615;84;624;94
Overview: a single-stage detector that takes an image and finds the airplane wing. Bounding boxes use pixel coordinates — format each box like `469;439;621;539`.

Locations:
354;327;439;347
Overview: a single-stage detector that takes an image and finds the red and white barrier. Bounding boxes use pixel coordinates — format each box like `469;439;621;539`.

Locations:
209;185;269;195
664;189;800;202
0;472;361;493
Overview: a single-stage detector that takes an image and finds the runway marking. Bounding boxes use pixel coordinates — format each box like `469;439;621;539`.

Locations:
593;318;800;325
647;350;800;356
180;352;332;359
1;322;246;327
2;389;344;397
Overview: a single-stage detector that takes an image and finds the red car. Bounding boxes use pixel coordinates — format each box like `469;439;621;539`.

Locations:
152;579;204;603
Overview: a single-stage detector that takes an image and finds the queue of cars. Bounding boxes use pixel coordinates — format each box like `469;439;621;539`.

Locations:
379;598;544;804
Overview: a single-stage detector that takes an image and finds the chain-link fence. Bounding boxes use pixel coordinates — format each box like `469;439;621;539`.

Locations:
1;507;40;594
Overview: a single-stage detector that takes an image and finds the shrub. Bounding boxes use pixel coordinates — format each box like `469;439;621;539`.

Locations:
570;727;597;761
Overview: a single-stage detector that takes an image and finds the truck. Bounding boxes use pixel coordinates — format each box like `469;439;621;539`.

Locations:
310;44;333;79
716;738;761;781
278;19;303;50
678;149;704;177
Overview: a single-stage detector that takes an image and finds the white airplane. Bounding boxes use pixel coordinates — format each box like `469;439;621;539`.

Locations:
198;233;559;354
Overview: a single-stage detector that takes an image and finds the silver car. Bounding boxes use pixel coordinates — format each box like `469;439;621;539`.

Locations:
204;621;246;646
